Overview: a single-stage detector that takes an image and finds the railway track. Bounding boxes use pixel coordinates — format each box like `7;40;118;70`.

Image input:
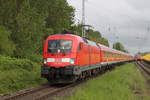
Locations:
136;61;150;75
136;60;150;85
0;83;79;100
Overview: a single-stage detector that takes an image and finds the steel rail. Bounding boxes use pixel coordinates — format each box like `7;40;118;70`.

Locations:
2;85;50;100
136;61;150;75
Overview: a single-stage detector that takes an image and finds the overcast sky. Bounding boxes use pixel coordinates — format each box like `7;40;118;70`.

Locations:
67;0;150;54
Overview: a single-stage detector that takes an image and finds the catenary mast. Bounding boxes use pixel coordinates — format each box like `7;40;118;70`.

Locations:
82;0;85;37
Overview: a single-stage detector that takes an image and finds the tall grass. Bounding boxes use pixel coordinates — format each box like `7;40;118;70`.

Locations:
66;63;150;100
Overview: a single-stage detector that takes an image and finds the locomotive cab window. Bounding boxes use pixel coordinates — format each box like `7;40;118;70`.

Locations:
48;40;72;53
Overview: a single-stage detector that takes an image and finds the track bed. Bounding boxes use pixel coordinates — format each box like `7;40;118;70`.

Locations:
136;61;150;86
0;84;78;100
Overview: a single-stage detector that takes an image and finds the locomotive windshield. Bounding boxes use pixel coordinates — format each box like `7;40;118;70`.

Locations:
48;40;72;53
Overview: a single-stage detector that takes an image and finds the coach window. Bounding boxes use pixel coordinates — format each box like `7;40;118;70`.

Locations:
105;52;107;58
113;53;115;58
103;51;105;58
109;52;111;58
106;52;109;58
115;54;117;58
105;51;107;58
112;54;114;58
109;52;111;57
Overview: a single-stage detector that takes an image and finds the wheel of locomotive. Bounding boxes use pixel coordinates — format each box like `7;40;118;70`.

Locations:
88;70;92;77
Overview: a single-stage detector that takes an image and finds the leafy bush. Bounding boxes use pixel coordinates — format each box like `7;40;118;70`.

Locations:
0;55;46;94
0;55;34;71
25;53;42;63
0;26;15;56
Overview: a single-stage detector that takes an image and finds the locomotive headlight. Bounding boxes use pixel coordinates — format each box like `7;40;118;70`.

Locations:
70;58;75;64
61;58;75;64
47;58;55;62
61;58;70;62
43;58;47;64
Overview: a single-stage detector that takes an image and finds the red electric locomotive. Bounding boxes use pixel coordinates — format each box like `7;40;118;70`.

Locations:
41;31;134;84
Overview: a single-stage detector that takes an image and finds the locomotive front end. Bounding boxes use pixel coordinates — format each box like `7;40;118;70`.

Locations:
41;34;80;84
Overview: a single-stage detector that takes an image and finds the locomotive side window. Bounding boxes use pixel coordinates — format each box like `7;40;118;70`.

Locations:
82;38;88;43
48;40;72;53
87;40;97;47
77;43;81;52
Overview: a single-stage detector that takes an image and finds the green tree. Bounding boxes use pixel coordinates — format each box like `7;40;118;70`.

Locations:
113;42;128;52
86;29;109;46
0;0;75;59
46;0;74;33
70;24;82;36
11;0;47;58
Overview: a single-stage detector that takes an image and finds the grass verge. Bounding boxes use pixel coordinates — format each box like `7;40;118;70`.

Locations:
65;63;150;100
0;55;47;95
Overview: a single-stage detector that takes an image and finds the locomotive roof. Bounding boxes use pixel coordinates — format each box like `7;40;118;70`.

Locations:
47;33;82;40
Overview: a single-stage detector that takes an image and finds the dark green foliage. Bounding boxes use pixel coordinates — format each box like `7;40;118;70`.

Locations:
0;55;46;94
0;55;34;71
87;30;109;46
46;0;75;33
0;0;74;59
87;29;102;38
13;0;46;58
0;26;15;56
69;24;82;36
99;37;109;47
87;29;109;46
113;42;128;52
43;28;54;40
